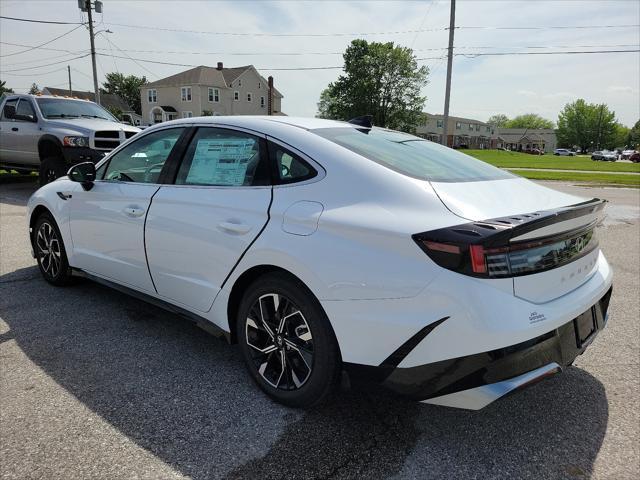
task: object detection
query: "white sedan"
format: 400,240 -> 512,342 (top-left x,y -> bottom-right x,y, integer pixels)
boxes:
27,116 -> 613,409
553,148 -> 575,156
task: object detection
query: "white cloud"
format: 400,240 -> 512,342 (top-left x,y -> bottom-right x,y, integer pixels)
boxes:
1,0 -> 638,125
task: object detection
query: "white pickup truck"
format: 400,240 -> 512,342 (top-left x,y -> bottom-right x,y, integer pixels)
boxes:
0,93 -> 140,185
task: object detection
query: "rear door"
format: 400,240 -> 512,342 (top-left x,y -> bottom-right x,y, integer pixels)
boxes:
68,126 -> 187,293
144,126 -> 272,312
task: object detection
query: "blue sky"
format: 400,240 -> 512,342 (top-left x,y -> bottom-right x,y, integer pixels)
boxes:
1,0 -> 638,126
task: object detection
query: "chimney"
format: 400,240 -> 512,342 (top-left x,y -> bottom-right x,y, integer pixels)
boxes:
268,76 -> 274,116
216,62 -> 223,70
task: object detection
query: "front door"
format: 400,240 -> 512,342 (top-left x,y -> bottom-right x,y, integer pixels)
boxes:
68,126 -> 186,293
145,126 -> 272,312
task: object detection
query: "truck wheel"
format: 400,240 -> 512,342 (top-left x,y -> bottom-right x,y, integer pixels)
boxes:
39,156 -> 67,186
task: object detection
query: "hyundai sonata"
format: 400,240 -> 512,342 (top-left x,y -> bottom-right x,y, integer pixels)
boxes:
27,116 -> 613,409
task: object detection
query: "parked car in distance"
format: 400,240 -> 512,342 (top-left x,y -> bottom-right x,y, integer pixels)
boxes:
524,148 -> 544,155
591,150 -> 617,162
27,116 -> 613,410
0,94 -> 140,185
621,149 -> 637,160
629,152 -> 640,163
554,148 -> 575,156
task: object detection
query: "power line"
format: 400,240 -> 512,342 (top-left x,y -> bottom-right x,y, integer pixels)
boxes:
0,24 -> 85,57
0,53 -> 91,72
0,66 -> 69,77
0,51 -> 91,67
0,15 -> 84,25
102,21 -> 640,37
0,41 -> 84,55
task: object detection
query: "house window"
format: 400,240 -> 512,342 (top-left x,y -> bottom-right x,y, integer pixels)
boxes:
436,119 -> 443,128
181,86 -> 192,102
486,126 -> 491,132
182,111 -> 193,118
147,89 -> 157,103
455,122 -> 461,130
238,79 -> 242,86
260,96 -> 265,108
468,123 -> 474,131
476,124 -> 480,132
234,91 -> 239,101
208,87 -> 219,102
247,92 -> 252,102
258,82 -> 261,89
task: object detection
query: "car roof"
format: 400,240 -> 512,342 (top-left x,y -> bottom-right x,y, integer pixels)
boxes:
149,115 -> 354,132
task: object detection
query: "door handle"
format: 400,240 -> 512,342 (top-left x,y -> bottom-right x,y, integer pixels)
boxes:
122,206 -> 145,218
218,221 -> 252,235
11,127 -> 18,132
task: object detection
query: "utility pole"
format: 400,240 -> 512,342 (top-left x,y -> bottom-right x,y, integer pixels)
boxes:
79,0 -> 102,104
441,0 -> 456,147
67,65 -> 72,96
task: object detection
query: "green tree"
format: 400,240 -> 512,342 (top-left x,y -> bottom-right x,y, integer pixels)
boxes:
612,123 -> 631,149
316,39 -> 429,132
557,99 -> 618,152
101,72 -> 147,115
28,83 -> 40,94
105,105 -> 123,121
504,113 -> 554,129
487,114 -> 509,127
0,80 -> 14,97
629,119 -> 640,148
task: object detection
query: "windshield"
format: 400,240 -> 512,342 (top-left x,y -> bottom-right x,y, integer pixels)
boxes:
36,98 -> 117,121
312,127 -> 515,183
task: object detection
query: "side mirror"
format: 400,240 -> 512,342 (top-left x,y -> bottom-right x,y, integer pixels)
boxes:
3,104 -> 16,119
68,162 -> 96,190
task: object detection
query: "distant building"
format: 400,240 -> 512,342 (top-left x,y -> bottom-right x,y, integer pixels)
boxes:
41,87 -> 141,126
415,113 -> 497,149
140,63 -> 284,125
496,128 -> 557,153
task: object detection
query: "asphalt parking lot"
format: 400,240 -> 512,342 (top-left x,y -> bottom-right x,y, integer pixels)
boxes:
1,179 -> 638,480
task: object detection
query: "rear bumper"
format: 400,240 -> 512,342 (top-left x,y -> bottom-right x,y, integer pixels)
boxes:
344,287 -> 612,408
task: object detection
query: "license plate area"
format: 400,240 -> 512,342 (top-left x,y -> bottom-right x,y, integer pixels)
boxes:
573,308 -> 597,349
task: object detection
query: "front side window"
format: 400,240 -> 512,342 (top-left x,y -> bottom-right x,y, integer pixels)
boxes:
102,128 -> 185,183
313,127 -> 515,183
181,86 -> 192,102
175,128 -> 269,186
147,89 -> 157,103
16,99 -> 36,121
270,143 -> 316,184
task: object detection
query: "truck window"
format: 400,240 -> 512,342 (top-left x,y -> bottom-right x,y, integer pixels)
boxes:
1,99 -> 17,120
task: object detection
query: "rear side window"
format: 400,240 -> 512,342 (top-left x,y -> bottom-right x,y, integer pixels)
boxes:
269,143 -> 316,184
312,127 -> 514,183
175,127 -> 269,186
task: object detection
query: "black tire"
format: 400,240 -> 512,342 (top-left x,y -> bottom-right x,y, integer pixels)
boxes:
33,213 -> 74,286
236,272 -> 341,408
39,155 -> 67,186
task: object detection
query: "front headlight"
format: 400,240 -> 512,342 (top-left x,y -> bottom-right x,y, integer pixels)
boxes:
63,136 -> 89,147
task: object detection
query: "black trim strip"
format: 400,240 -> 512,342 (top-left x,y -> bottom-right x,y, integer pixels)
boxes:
143,186 -> 162,294
379,316 -> 449,369
72,269 -> 230,341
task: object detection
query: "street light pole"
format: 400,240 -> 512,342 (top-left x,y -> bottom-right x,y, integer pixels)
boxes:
442,0 -> 456,147
85,1 -> 100,105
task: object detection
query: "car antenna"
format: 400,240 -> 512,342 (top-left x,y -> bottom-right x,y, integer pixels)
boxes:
348,115 -> 373,128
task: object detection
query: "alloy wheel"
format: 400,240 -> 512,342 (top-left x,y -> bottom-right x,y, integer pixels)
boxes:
245,293 -> 314,390
36,222 -> 61,278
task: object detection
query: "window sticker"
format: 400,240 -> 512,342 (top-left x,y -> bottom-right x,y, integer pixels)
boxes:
186,138 -> 257,185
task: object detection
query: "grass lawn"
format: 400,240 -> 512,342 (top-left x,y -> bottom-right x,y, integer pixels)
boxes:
506,169 -> 640,187
466,149 -> 640,173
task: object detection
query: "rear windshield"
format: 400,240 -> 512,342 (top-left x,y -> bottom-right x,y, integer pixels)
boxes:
312,127 -> 515,183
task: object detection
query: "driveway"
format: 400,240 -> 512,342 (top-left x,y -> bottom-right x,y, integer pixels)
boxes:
1,180 -> 638,479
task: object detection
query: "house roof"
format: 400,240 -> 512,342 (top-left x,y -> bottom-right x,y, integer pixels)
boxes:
424,112 -> 490,126
43,87 -> 132,111
142,65 -> 283,97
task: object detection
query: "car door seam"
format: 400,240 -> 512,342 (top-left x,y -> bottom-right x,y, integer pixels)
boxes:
219,186 -> 274,291
143,185 -> 163,294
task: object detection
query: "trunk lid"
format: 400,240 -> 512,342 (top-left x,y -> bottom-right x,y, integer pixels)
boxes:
423,178 -> 606,303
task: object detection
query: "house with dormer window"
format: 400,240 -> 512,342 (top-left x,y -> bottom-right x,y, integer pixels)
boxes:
140,63 -> 284,125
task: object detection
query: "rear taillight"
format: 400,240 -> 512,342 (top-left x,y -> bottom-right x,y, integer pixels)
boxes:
414,225 -> 598,279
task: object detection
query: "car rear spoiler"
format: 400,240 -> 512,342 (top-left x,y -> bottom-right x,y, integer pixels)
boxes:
415,198 -> 606,248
